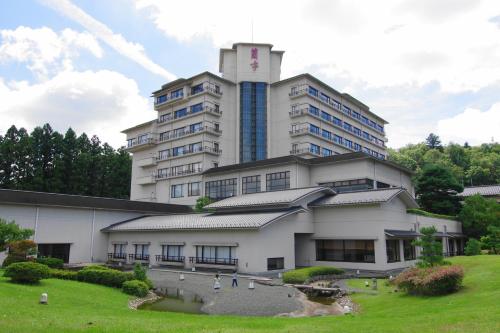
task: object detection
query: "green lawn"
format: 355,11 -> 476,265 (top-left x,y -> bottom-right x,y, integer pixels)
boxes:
0,256 -> 498,333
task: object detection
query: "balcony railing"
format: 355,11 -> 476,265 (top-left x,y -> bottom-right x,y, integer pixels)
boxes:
108,253 -> 127,260
155,255 -> 185,263
127,137 -> 155,149
188,85 -> 222,97
128,254 -> 150,261
189,257 -> 238,266
157,146 -> 221,162
156,167 -> 204,180
159,126 -> 221,142
158,106 -> 222,125
154,91 -> 184,107
290,147 -> 321,156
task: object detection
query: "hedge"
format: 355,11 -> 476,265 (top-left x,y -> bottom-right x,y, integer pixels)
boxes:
406,208 -> 457,221
49,269 -> 78,280
122,279 -> 149,297
36,257 -> 64,269
77,266 -> 134,288
4,262 -> 50,284
283,266 -> 344,284
393,265 -> 464,296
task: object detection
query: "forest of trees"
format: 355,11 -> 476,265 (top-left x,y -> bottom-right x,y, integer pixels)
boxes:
388,134 -> 500,187
0,124 -> 131,199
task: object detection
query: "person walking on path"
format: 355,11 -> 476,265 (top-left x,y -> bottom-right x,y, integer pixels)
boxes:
213,273 -> 222,293
232,270 -> 238,287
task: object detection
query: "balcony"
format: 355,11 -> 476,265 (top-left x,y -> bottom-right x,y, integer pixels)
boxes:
157,105 -> 222,125
157,146 -> 221,162
155,255 -> 185,266
290,147 -> 321,157
137,157 -> 157,167
158,126 -> 222,143
126,136 -> 156,152
189,257 -> 238,267
289,127 -> 308,136
137,174 -> 156,185
107,253 -> 127,261
128,254 -> 150,262
156,167 -> 204,181
154,91 -> 185,109
187,84 -> 222,98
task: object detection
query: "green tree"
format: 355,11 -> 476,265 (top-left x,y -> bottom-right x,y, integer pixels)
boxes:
480,225 -> 500,254
464,238 -> 482,256
458,194 -> 500,239
415,164 -> 463,215
412,226 -> 444,267
426,133 -> 443,151
0,219 -> 34,252
195,196 -> 212,212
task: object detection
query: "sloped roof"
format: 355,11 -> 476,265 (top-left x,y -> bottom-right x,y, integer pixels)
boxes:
385,229 -> 421,238
310,188 -> 418,208
205,187 -> 334,210
459,185 -> 500,197
102,208 -> 304,232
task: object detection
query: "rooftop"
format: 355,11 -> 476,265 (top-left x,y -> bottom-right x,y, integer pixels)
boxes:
0,189 -> 192,214
310,187 -> 418,208
459,185 -> 500,197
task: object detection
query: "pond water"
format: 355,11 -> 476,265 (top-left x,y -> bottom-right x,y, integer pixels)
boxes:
306,294 -> 337,305
139,288 -> 205,314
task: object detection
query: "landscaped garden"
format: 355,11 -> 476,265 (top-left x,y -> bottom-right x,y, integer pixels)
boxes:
0,255 -> 498,333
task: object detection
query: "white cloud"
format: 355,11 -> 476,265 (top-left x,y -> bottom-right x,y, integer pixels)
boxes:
135,0 -> 500,93
437,104 -> 500,145
40,0 -> 177,81
0,26 -> 102,79
0,70 -> 154,148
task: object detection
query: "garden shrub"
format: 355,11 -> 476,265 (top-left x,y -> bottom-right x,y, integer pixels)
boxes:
122,279 -> 149,297
4,262 -> 50,284
2,254 -> 29,267
77,266 -> 134,288
36,257 -> 64,269
133,263 -> 153,289
393,265 -> 464,296
283,266 -> 344,284
49,269 -> 78,280
464,238 -> 482,256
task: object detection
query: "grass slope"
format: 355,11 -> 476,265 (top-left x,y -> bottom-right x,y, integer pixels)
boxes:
0,256 -> 498,333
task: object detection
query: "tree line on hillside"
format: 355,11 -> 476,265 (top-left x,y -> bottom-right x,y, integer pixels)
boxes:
0,124 -> 131,199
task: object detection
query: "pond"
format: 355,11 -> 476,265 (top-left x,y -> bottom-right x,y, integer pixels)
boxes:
139,288 -> 205,314
306,294 -> 337,305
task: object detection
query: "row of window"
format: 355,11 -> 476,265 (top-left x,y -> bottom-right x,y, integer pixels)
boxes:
300,140 -> 385,160
158,103 -> 220,124
155,88 -> 184,105
303,85 -> 385,134
157,162 -> 202,179
127,133 -> 152,147
319,178 -> 390,193
304,106 -> 385,147
155,82 -> 222,105
386,239 -> 416,262
171,182 -> 202,198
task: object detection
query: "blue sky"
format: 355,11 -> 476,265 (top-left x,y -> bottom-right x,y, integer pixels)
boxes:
0,0 -> 499,148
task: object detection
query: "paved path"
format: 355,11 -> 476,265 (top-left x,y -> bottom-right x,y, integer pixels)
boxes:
147,269 -> 303,316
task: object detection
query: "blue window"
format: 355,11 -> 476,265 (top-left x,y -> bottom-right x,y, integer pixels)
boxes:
333,116 -> 342,127
379,154 -> 386,160
362,131 -> 370,140
171,88 -> 183,99
308,86 -> 318,97
363,147 -> 371,154
309,105 -> 320,116
345,139 -> 353,149
353,127 -> 361,136
342,105 -> 351,115
320,93 -> 330,103
370,120 -> 377,128
310,144 -> 320,155
354,143 -> 362,151
156,94 -> 167,104
361,116 -> 369,125
377,124 -> 384,133
174,108 -> 187,119
190,122 -> 203,132
309,124 -> 320,135
332,99 -> 341,110
352,111 -> 360,120
191,84 -> 203,95
322,148 -> 332,156
334,135 -> 343,144
343,122 -> 352,132
371,150 -> 378,158
172,146 -> 184,156
322,129 -> 331,140
240,82 -> 267,162
189,142 -> 202,153
190,103 -> 203,113
321,111 -> 331,122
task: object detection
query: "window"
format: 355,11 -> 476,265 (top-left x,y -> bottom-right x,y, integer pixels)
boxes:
322,148 -> 332,156
362,131 -> 370,140
319,178 -> 374,193
363,147 -> 371,154
171,184 -> 184,198
377,181 -> 390,189
159,131 -> 170,141
308,86 -> 318,97
189,142 -> 202,153
190,122 -> 203,133
352,111 -> 360,120
172,146 -> 184,156
205,178 -> 237,200
331,99 -> 341,110
386,239 -> 401,263
162,245 -> 183,261
309,124 -> 320,135
137,134 -> 149,144
403,240 -> 416,261
240,82 -> 267,163
158,149 -> 169,160
157,168 -> 168,179
321,111 -> 331,122
174,108 -> 187,119
134,244 -> 149,260
188,182 -> 201,196
316,240 -> 375,263
309,105 -> 320,116
266,171 -> 290,191
320,92 -> 330,103
342,105 -> 351,115
377,124 -> 384,133
354,143 -> 362,151
156,94 -> 167,104
334,135 -> 343,144
379,154 -> 385,160
242,175 -> 261,194
353,127 -> 361,136
159,113 -> 171,123
113,243 -> 126,255
127,138 -> 136,147
171,88 -> 183,99
322,129 -> 331,140
191,103 -> 203,113
343,122 -> 352,132
173,127 -> 185,137
344,139 -> 353,149
361,116 -> 370,125
267,257 -> 284,271
191,83 -> 203,95
195,245 -> 236,265
310,143 -> 320,155
332,116 -> 342,127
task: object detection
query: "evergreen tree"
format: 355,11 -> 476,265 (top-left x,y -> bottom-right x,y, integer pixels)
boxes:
458,194 -> 500,239
426,133 -> 443,151
412,226 -> 444,267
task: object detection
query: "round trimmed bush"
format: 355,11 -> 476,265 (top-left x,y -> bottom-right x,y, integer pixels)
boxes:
122,279 -> 149,297
36,257 -> 64,269
2,255 -> 28,268
49,268 -> 77,280
464,239 -> 482,256
4,262 -> 50,284
394,265 -> 464,296
77,267 -> 134,288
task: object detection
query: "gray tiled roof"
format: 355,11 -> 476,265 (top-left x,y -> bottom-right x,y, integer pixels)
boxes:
311,188 -> 418,208
205,187 -> 334,209
102,208 -> 304,232
459,185 -> 500,197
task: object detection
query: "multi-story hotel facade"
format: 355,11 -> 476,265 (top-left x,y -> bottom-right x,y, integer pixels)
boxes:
124,43 -> 388,205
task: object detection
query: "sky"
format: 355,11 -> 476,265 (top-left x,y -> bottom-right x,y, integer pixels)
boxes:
0,0 -> 499,149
